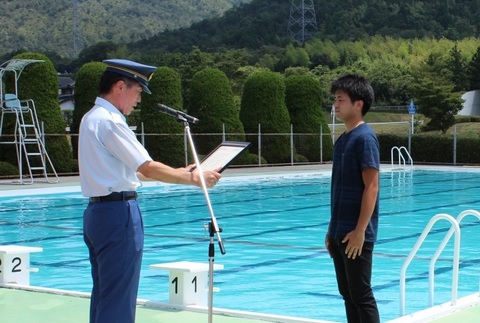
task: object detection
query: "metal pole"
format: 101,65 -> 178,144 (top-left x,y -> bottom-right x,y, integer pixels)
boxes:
222,123 -> 226,142
408,124 -> 412,155
41,121 -> 46,146
184,131 -> 188,166
411,114 -> 414,135
258,124 -> 261,166
331,104 -> 335,144
290,124 -> 294,166
453,125 -> 457,165
183,121 -> 225,323
320,124 -> 323,164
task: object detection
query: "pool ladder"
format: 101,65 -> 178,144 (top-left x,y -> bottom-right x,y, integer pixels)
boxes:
1,94 -> 59,184
391,146 -> 413,171
399,209 -> 480,316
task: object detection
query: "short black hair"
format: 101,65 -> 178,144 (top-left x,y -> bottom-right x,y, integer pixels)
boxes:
330,74 -> 375,116
99,71 -> 137,95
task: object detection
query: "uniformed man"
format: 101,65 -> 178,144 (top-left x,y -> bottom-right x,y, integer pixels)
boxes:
79,59 -> 221,323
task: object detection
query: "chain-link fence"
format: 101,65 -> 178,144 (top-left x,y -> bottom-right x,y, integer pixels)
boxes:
13,120 -> 477,177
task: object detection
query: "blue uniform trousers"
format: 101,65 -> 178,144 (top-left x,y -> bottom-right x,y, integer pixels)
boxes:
83,199 -> 144,323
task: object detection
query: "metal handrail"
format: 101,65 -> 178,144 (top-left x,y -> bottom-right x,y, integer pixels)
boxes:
428,210 -> 480,305
391,146 -> 413,170
399,213 -> 461,316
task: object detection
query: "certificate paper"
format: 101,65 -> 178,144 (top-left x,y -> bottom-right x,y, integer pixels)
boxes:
194,141 -> 250,173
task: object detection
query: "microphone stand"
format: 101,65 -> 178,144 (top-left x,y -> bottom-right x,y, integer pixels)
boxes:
177,115 -> 225,323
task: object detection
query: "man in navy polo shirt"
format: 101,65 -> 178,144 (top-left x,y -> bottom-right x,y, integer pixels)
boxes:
79,59 -> 221,323
325,74 -> 380,323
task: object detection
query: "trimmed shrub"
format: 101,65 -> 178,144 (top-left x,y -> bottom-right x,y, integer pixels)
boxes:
188,68 -> 245,156
0,52 -> 74,173
285,75 -> 333,162
240,71 -> 291,164
457,137 -> 480,164
71,61 -> 106,159
411,135 -> 452,163
139,67 -> 185,167
378,134 -> 480,165
0,161 -> 18,176
377,134 -> 409,163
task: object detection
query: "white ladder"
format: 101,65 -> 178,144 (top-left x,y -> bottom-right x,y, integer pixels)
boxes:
399,209 -> 480,316
1,94 -> 58,184
391,146 -> 413,170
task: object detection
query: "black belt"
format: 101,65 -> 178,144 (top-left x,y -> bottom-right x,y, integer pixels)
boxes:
89,191 -> 138,203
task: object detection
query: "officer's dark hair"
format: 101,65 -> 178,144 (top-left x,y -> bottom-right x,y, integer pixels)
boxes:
99,71 -> 137,95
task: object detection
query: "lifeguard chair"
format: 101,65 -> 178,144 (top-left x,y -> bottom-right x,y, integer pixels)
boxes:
0,59 -> 58,184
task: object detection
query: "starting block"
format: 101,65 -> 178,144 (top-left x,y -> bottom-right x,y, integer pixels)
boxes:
150,261 -> 223,306
0,245 -> 43,286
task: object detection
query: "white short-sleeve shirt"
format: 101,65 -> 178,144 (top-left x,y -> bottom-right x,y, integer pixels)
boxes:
78,97 -> 152,197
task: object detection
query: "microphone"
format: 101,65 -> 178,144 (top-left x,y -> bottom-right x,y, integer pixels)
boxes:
157,103 -> 199,124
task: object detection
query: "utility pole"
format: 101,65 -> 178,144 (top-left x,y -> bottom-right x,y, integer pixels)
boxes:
72,0 -> 84,58
287,0 -> 318,44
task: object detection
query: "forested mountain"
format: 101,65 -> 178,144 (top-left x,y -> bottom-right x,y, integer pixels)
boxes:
3,0 -> 480,61
134,0 -> 480,54
0,0 -> 252,58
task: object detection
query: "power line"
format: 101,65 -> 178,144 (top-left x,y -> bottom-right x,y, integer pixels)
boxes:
72,0 -> 84,58
287,0 -> 318,44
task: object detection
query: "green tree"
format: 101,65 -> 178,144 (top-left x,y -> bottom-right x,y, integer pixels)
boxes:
411,67 -> 463,134
240,71 -> 291,164
71,62 -> 106,159
366,58 -> 414,105
285,75 -> 333,162
69,41 -> 118,71
468,45 -> 480,90
140,67 -> 185,167
175,47 -> 215,107
277,44 -> 311,71
15,52 -> 73,172
446,42 -> 469,92
212,49 -> 251,79
188,68 -> 245,156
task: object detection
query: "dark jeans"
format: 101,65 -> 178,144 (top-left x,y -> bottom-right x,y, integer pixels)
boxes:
329,238 -> 380,323
83,199 -> 144,323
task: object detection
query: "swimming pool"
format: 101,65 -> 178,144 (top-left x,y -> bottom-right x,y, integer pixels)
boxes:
1,168 -> 479,322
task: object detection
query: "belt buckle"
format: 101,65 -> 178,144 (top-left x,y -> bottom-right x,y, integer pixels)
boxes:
121,191 -> 137,200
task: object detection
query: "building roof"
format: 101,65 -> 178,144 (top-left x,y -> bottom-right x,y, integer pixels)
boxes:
58,76 -> 75,89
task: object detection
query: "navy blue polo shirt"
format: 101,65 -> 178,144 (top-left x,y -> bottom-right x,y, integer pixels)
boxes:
328,123 -> 380,243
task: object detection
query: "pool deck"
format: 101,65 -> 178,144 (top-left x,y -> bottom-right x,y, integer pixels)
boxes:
1,164 -> 480,323
1,285 -> 335,323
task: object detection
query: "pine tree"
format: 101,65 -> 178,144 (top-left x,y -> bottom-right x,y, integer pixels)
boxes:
446,42 -> 469,92
468,46 -> 480,91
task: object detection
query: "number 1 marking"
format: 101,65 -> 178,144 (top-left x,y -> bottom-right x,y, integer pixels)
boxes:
192,276 -> 197,293
172,277 -> 178,294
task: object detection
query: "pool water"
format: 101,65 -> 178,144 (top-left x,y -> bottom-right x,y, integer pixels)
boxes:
1,169 -> 480,322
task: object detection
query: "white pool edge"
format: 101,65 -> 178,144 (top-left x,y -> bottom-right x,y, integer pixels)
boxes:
385,292 -> 480,323
1,283 -> 340,323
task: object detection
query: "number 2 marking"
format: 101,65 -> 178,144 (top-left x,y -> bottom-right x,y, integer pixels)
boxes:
12,257 -> 22,272
0,257 -> 22,273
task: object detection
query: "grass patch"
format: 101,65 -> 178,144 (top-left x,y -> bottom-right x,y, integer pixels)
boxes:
323,111 -> 480,138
